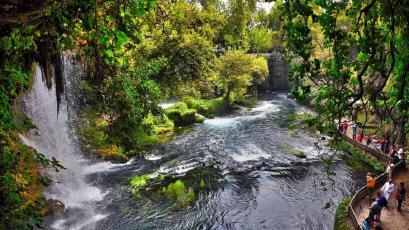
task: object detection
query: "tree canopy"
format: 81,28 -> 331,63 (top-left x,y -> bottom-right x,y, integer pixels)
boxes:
282,0 -> 409,145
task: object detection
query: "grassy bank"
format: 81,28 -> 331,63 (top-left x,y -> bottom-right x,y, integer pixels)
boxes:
334,197 -> 353,230
333,140 -> 385,172
78,107 -> 175,161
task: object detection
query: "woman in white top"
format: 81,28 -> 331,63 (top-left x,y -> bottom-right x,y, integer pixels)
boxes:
386,163 -> 394,180
380,179 -> 395,201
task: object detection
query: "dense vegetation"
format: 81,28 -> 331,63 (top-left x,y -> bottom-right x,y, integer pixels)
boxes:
0,0 -> 277,228
1,0 -> 408,228
282,0 -> 409,146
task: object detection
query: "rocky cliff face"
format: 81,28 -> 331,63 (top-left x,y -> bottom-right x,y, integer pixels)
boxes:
0,0 -> 54,25
259,52 -> 291,92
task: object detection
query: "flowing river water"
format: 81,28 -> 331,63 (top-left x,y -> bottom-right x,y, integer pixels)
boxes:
20,59 -> 366,230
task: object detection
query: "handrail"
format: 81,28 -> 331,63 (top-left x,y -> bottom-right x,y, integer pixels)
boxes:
341,134 -> 406,229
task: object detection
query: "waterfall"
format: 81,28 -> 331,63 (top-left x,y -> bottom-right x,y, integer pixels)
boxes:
18,55 -> 106,230
259,52 -> 291,92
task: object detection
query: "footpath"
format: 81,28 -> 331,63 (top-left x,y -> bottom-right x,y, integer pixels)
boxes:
341,122 -> 409,229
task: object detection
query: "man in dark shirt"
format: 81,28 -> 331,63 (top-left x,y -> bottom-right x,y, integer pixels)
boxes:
396,182 -> 406,212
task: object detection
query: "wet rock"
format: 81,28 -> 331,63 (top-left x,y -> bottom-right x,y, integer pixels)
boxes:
42,199 -> 65,215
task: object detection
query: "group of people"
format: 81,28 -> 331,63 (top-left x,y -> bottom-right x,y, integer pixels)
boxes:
338,119 -> 408,229
339,120 -> 407,164
363,178 -> 406,230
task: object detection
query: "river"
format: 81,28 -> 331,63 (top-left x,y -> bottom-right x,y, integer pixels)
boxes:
20,60 -> 366,230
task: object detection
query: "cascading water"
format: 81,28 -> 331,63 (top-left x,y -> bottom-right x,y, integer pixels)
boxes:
19,56 -> 109,230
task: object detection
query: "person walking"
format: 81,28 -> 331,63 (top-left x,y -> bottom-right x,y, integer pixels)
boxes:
398,147 -> 406,161
376,192 -> 388,218
351,121 -> 358,139
367,173 -> 376,204
396,182 -> 406,212
385,162 -> 394,180
381,179 -> 395,202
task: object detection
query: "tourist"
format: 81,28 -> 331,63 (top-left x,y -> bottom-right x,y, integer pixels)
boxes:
351,121 -> 358,139
366,134 -> 372,146
376,192 -> 387,219
366,200 -> 381,224
379,136 -> 385,153
380,179 -> 395,202
392,153 -> 400,165
389,146 -> 396,157
357,131 -> 363,142
384,134 -> 390,153
342,120 -> 348,134
398,147 -> 406,162
396,182 -> 406,212
367,173 -> 376,204
385,163 -> 394,180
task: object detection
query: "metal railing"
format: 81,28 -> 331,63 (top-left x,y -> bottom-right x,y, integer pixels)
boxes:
342,134 -> 406,229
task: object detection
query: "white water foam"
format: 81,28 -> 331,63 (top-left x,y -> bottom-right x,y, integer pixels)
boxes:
19,61 -> 107,229
230,143 -> 271,162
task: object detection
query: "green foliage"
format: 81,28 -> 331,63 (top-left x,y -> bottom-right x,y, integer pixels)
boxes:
165,102 -> 199,126
283,0 -> 409,146
161,179 -> 195,209
334,141 -> 385,172
249,26 -> 274,53
184,97 -> 227,118
285,112 -> 318,134
334,197 -> 353,230
276,144 -> 307,158
213,51 -> 268,104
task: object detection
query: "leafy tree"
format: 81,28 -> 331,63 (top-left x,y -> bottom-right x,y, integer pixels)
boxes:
281,0 -> 409,145
223,0 -> 254,50
249,26 -> 274,53
214,50 -> 268,104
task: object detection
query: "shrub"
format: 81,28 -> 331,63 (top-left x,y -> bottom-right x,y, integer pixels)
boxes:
165,102 -> 200,126
334,197 -> 353,230
184,97 -> 227,118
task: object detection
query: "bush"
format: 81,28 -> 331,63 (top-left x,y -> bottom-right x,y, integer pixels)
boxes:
165,102 -> 201,126
184,97 -> 227,118
334,141 -> 385,172
334,197 -> 353,230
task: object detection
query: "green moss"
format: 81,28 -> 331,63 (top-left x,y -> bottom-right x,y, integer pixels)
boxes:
334,197 -> 353,230
277,144 -> 307,158
199,179 -> 205,188
165,102 -> 202,126
184,97 -> 227,118
130,174 -> 152,188
162,179 -> 195,209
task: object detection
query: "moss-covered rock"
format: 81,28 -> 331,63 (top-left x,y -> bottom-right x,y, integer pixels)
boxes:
277,144 -> 307,158
184,97 -> 228,118
96,145 -> 128,162
165,102 -> 202,126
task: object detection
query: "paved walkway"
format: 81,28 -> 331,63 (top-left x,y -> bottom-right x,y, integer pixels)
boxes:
355,170 -> 409,229
341,119 -> 409,229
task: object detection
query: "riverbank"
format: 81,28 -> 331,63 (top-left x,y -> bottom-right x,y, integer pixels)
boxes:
77,95 -> 244,161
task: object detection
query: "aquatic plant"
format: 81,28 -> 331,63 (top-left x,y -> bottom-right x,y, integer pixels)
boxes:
162,180 -> 195,209
130,174 -> 152,189
277,144 -> 307,158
